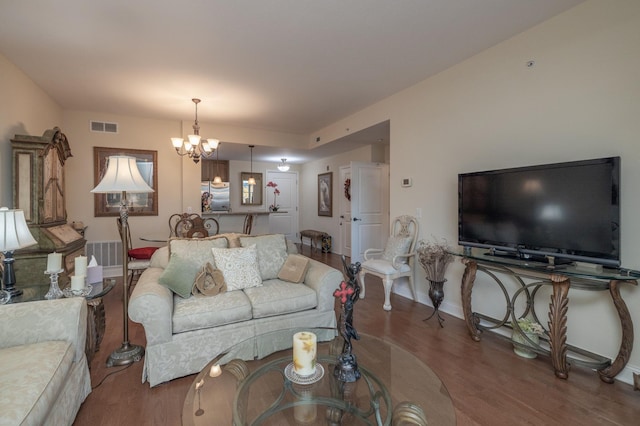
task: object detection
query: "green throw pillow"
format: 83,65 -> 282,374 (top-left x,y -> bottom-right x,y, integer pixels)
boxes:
158,252 -> 198,298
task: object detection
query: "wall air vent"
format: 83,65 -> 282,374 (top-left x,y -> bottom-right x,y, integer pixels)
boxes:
90,120 -> 119,133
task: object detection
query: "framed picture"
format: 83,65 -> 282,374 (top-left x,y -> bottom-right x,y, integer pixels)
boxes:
318,172 -> 333,217
93,147 -> 158,217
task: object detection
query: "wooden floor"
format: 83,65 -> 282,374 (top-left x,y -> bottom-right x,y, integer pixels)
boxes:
74,248 -> 639,425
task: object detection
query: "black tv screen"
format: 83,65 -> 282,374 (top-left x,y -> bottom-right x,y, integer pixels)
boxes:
458,157 -> 621,267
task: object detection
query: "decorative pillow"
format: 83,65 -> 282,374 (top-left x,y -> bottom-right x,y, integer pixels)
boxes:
382,236 -> 412,263
277,254 -> 310,283
192,262 -> 227,296
169,237 -> 227,266
149,246 -> 170,269
158,252 -> 198,298
239,234 -> 288,280
210,245 -> 262,291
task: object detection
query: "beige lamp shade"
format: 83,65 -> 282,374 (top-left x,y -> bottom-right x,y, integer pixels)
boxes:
91,156 -> 154,194
0,207 -> 37,251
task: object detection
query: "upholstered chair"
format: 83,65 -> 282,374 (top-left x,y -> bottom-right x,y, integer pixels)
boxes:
116,218 -> 158,290
359,215 -> 419,311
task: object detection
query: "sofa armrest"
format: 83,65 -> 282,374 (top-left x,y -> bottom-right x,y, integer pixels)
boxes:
129,267 -> 174,346
0,298 -> 87,363
303,258 -> 343,312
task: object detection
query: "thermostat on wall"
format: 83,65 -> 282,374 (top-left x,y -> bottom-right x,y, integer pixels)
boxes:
401,177 -> 412,187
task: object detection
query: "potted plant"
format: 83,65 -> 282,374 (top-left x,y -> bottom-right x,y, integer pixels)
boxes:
511,317 -> 544,359
266,181 -> 280,211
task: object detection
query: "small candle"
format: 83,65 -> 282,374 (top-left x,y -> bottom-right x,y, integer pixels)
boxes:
47,252 -> 62,272
71,275 -> 85,291
293,332 -> 317,376
75,255 -> 88,277
209,364 -> 222,378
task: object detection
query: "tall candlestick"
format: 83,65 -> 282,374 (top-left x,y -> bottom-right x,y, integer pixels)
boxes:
47,252 -> 62,272
71,275 -> 86,291
75,255 -> 88,277
293,332 -> 317,376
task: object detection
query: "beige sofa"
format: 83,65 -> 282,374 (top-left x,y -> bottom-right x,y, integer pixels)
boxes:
129,233 -> 342,387
0,298 -> 92,426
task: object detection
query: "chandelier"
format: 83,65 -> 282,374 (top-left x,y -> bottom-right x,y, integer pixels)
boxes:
171,98 -> 219,164
277,158 -> 290,172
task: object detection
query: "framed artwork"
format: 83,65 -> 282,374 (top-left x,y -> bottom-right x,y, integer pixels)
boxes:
93,147 -> 158,217
318,172 -> 333,217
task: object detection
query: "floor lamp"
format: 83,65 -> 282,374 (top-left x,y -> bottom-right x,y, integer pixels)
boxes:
91,155 -> 154,367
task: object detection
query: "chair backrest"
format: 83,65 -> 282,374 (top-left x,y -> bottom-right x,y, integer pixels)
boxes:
243,213 -> 254,235
390,215 -> 420,261
173,214 -> 219,238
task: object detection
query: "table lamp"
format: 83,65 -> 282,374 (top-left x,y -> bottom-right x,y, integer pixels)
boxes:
91,155 -> 154,367
0,207 -> 38,297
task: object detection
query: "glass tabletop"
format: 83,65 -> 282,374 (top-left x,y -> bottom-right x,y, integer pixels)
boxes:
182,328 -> 455,426
7,277 -> 117,304
450,247 -> 640,281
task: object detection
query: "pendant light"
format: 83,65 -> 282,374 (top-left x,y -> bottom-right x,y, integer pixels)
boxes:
248,145 -> 256,186
212,143 -> 223,185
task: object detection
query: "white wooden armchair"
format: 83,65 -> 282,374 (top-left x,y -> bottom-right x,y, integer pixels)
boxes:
359,215 -> 419,311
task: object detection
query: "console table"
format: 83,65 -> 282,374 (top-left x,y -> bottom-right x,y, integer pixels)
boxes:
454,249 -> 638,383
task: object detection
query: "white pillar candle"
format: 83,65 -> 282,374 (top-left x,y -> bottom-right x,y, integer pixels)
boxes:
75,255 -> 88,277
293,331 -> 317,376
71,275 -> 85,291
47,252 -> 62,272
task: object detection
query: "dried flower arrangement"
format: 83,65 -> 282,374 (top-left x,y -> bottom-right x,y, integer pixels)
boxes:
416,237 -> 453,282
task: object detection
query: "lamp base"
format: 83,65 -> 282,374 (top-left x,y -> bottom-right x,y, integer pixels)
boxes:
106,342 -> 145,367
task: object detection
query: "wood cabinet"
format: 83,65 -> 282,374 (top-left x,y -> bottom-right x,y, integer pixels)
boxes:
11,127 -> 85,287
201,159 -> 229,182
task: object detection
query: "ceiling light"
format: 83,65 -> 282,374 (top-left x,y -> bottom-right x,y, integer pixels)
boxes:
247,145 -> 256,186
277,158 -> 290,172
171,98 -> 219,164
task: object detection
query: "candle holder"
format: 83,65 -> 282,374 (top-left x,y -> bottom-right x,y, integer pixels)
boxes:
44,269 -> 64,300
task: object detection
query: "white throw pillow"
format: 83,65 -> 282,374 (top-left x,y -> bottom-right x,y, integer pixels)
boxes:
211,245 -> 262,291
381,236 -> 412,263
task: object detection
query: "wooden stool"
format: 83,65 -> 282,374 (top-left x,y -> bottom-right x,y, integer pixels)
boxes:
300,229 -> 329,252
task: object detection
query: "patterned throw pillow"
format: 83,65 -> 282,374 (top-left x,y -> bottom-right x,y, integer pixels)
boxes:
277,254 -> 310,283
210,245 -> 262,291
239,234 -> 288,280
381,236 -> 412,263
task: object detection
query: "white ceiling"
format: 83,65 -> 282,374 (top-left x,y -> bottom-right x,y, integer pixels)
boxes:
0,0 -> 584,162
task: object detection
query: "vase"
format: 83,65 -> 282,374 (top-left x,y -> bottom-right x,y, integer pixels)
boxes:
511,330 -> 539,359
424,279 -> 446,327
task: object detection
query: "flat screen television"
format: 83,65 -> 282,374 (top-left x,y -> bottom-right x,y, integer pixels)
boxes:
458,157 -> 621,267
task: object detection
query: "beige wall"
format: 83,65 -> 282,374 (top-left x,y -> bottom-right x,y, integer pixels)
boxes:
312,0 -> 640,383
0,53 -> 62,207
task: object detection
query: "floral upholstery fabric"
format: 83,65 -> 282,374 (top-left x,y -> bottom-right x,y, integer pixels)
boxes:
211,245 -> 263,291
243,279 -> 317,318
239,234 -> 288,280
0,298 -> 91,426
172,290 -> 252,333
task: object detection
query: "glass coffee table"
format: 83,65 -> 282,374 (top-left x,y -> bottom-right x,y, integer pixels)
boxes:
182,328 -> 455,425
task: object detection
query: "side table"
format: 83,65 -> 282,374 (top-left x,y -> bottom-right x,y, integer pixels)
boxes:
8,278 -> 116,364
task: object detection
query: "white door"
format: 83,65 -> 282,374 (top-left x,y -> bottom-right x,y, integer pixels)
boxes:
339,166 -> 352,257
266,170 -> 298,241
350,162 -> 389,263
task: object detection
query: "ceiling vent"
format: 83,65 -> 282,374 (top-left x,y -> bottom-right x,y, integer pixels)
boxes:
90,120 -> 118,134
